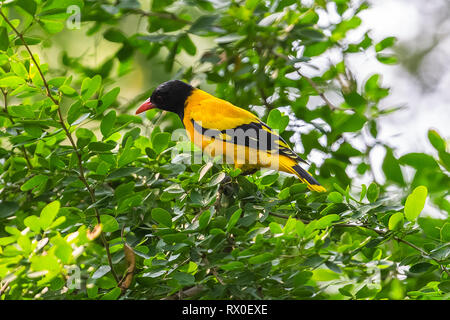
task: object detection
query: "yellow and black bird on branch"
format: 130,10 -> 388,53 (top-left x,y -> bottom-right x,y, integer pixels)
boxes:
136,80 -> 326,192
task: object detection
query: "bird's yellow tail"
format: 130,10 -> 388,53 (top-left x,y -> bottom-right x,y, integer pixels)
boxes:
280,159 -> 326,192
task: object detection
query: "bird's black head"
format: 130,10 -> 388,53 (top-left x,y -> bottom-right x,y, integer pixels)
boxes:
136,80 -> 193,119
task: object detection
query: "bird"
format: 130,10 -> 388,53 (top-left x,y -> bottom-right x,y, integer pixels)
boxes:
136,80 -> 326,192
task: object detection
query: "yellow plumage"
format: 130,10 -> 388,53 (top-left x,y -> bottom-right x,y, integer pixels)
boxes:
183,88 -> 326,192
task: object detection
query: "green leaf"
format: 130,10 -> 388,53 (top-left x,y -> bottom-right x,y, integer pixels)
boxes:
100,110 -> 116,138
359,184 -> 367,202
327,192 -> 343,203
81,75 -> 102,100
376,53 -> 398,65
104,28 -> 127,43
118,148 -> 140,167
266,109 -> 289,133
260,173 -> 279,186
189,15 -> 218,35
0,76 -> 26,88
428,129 -> 446,152
220,261 -> 244,271
316,214 -> 340,229
438,280 -> 450,293
16,0 -> 37,15
10,61 -> 28,78
303,41 -> 329,57
388,212 -> 404,231
248,252 -> 273,264
441,223 -> 450,242
21,175 -> 48,191
40,19 -> 64,34
151,208 -> 172,227
198,210 -> 211,230
173,272 -> 195,286
59,84 -> 77,96
404,186 -> 427,222
366,183 -> 379,203
101,287 -> 121,300
208,172 -> 226,187
88,141 -> 116,152
30,254 -> 60,272
312,269 -> 341,281
8,105 -> 35,118
0,201 -> 19,218
409,262 -> 432,273
24,215 -> 41,233
375,37 -> 397,52
343,92 -> 366,109
100,215 -> 119,232
269,222 -> 283,234
226,208 -> 242,232
382,148 -> 404,185
179,33 -> 196,55
0,27 -> 9,51
399,153 -> 438,170
67,100 -> 84,125
40,200 -> 60,230
53,237 -> 72,263
99,87 -> 120,113
152,132 -> 171,154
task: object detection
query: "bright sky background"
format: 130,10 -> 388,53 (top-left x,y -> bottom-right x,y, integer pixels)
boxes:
353,0 -> 449,217
355,0 -> 449,156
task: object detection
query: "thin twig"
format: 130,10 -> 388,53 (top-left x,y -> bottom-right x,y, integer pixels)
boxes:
273,51 -> 342,111
0,9 -> 119,283
0,279 -> 10,296
257,84 -> 274,111
295,69 -> 339,111
204,257 -> 225,285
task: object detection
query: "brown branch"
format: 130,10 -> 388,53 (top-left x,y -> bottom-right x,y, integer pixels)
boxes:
204,257 -> 225,285
273,51 -> 343,111
0,9 -> 119,283
295,69 -> 339,111
257,84 -> 274,111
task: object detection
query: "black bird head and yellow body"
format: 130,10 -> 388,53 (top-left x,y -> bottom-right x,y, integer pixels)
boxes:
136,80 -> 326,192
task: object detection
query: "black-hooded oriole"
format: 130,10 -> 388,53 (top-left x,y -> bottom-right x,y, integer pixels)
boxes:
136,80 -> 326,192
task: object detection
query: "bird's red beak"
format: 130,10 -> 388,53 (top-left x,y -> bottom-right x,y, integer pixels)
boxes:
135,98 -> 156,114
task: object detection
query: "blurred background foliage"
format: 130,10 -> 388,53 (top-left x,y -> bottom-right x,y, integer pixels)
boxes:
0,0 -> 449,300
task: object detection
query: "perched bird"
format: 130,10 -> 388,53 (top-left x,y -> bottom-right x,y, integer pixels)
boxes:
136,80 -> 326,192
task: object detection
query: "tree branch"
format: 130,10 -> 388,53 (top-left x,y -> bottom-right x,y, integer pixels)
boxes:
295,69 -> 339,111
0,9 -> 119,283
268,212 -> 450,276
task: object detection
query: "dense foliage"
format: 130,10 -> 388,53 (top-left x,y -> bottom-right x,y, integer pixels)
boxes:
0,0 -> 449,300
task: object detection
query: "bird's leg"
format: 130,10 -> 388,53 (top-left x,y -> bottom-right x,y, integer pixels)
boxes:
240,168 -> 259,176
